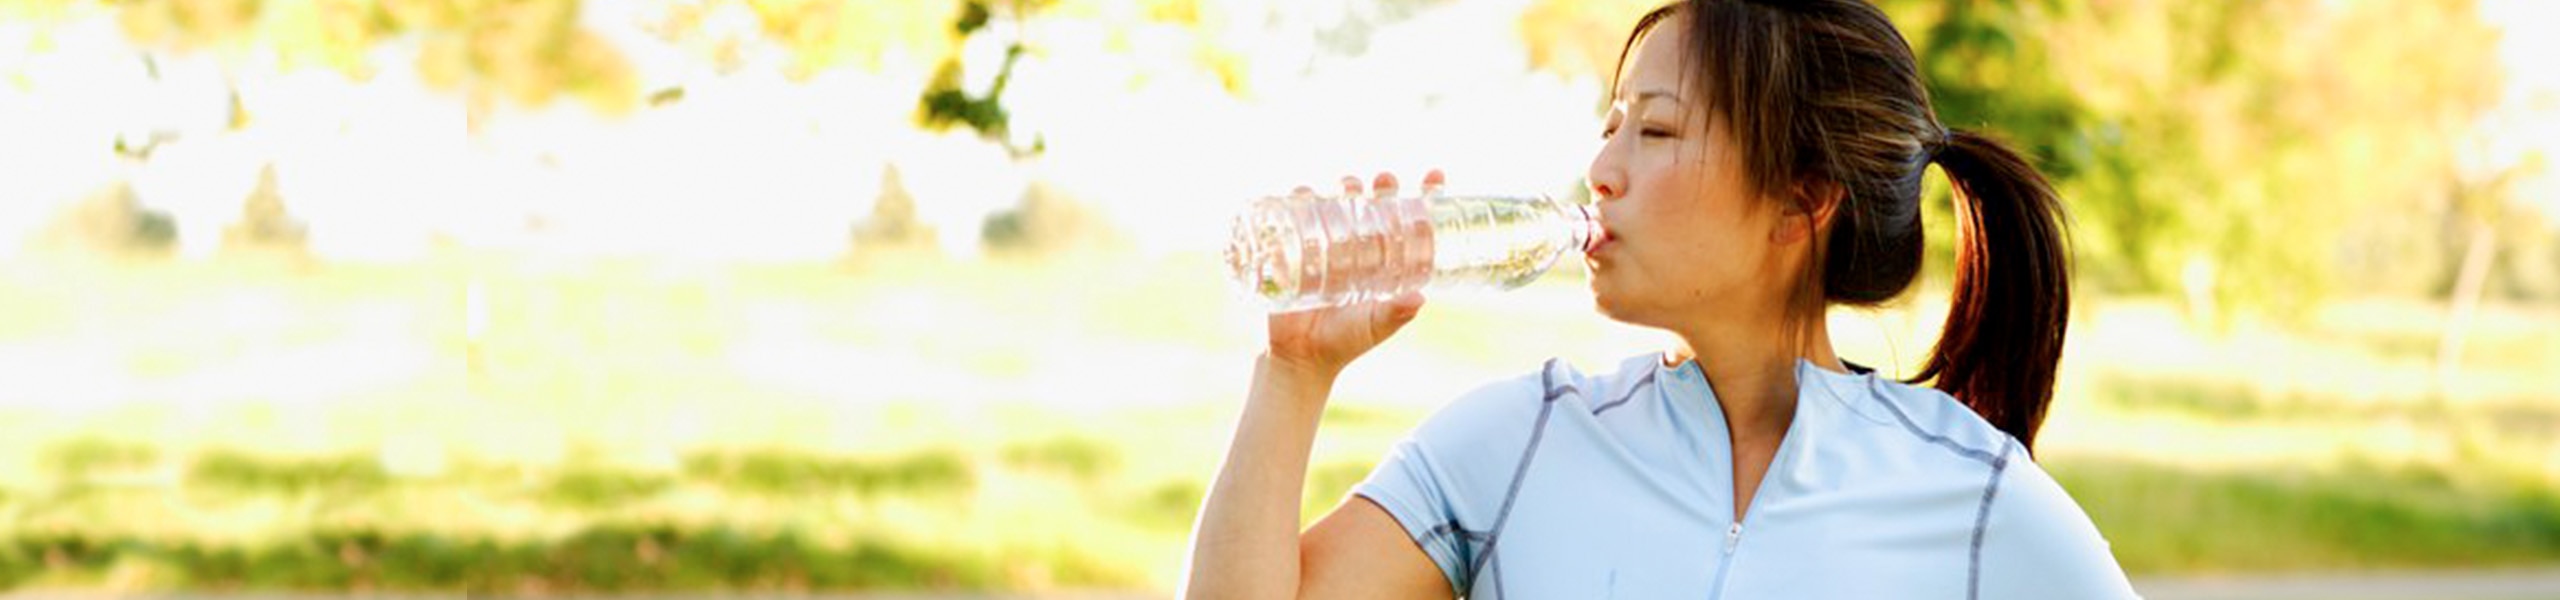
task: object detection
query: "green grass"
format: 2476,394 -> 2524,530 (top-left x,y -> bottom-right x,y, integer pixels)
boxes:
0,522 -> 1026,593
14,425 -> 2560,592
0,255 -> 2555,592
0,442 -> 1152,592
2056,457 -> 2560,573
680,448 -> 974,498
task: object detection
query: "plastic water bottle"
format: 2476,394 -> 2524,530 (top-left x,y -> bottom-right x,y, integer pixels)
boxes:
1224,190 -> 1599,312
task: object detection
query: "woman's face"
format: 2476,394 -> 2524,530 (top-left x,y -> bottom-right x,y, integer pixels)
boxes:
1585,19 -> 1798,331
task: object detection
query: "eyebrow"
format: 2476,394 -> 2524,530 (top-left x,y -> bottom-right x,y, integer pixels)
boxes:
1612,89 -> 1684,114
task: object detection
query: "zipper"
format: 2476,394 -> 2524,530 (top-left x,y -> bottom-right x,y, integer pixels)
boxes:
1706,521 -> 1743,600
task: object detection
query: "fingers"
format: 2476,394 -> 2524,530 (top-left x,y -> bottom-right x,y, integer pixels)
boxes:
1304,171 -> 1447,201
1369,289 -> 1427,339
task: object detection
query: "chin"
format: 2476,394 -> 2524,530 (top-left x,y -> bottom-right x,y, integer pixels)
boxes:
1592,299 -> 1635,325
1587,280 -> 1640,324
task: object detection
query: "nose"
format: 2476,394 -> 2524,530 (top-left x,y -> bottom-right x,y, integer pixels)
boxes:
1586,135 -> 1624,202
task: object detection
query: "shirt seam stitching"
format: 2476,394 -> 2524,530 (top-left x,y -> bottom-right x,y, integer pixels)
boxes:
1968,437 -> 2015,600
1464,358 -> 1568,591
1588,369 -> 1658,416
1860,376 -> 2002,465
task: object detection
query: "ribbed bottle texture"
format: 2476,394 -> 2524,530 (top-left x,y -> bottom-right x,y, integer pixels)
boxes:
1225,191 -> 1598,313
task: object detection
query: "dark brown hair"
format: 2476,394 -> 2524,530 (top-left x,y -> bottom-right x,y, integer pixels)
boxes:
1615,0 -> 2071,451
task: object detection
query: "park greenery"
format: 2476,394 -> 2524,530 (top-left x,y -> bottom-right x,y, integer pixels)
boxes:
1,0 -> 2554,594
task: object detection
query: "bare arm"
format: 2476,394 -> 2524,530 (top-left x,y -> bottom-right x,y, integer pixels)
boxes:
1184,357 -> 1452,600
1180,173 -> 1455,600
1299,496 -> 1453,599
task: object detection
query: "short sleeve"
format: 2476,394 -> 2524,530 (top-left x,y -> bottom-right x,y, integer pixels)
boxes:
1975,456 -> 2142,599
1349,368 -> 1553,596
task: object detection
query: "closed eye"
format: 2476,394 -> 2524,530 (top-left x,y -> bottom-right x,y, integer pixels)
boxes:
1600,125 -> 1674,140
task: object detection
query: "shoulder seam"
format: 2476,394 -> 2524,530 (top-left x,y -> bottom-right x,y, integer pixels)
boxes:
1588,368 -> 1658,416
1862,377 -> 2003,465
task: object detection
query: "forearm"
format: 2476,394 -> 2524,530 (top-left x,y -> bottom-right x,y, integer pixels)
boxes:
1182,354 -> 1339,600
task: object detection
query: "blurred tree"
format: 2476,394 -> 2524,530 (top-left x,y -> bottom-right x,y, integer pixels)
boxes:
850,163 -> 936,256
37,179 -> 176,258
2036,0 -> 2504,320
981,180 -> 1118,257
82,0 -> 1287,259
732,0 -> 967,77
218,162 -> 309,257
1517,0 -> 1655,88
1520,0 -> 2514,323
1308,0 -> 1450,57
915,0 -> 1042,156
111,0 -> 262,49
1876,0 -> 2096,298
106,0 -> 640,115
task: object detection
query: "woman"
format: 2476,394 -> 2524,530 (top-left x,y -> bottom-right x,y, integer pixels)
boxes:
1184,0 -> 2136,598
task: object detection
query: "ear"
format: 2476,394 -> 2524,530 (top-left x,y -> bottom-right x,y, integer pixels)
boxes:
1770,178 -> 1844,246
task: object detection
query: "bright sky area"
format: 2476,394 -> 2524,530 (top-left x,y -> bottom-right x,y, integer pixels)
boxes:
0,0 -> 2552,263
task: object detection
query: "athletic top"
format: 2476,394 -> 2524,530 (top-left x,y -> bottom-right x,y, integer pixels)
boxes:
1351,353 -> 2139,599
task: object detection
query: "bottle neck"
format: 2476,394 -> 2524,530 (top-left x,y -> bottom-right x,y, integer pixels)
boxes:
1564,202 -> 1600,254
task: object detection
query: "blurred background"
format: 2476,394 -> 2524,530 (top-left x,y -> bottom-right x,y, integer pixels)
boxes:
0,0 -> 2555,596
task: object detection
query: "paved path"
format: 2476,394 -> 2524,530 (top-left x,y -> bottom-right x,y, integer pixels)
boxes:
13,570 -> 2560,599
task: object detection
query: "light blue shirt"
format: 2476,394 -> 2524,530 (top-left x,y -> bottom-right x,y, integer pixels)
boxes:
1352,353 -> 2139,599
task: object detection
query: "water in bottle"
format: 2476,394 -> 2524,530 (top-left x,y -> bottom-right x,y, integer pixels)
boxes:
1224,190 -> 1599,312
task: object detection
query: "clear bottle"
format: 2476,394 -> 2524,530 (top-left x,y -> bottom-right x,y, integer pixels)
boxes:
1224,190 -> 1599,312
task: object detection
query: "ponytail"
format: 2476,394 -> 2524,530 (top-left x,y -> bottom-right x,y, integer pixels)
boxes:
1910,129 -> 2071,453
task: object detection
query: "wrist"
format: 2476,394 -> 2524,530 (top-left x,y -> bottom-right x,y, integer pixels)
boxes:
1255,353 -> 1341,397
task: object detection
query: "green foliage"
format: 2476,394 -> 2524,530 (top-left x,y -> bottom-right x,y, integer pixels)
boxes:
103,0 -> 639,112
1888,0 -> 2506,316
915,0 -> 1043,157
917,52 -> 1015,137
1522,0 -> 2516,314
952,0 -> 990,35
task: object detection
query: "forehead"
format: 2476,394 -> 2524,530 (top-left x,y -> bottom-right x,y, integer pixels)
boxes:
1615,17 -> 1691,99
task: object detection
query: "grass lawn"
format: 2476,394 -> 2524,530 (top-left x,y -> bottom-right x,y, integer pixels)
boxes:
0,253 -> 2553,593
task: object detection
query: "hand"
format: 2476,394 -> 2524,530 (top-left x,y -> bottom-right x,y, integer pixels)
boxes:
1263,170 -> 1443,380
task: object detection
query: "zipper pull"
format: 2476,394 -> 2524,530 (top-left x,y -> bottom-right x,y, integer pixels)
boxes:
1723,522 -> 1743,555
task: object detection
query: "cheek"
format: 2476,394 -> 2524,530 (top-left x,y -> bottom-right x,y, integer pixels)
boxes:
1635,196 -> 1761,290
